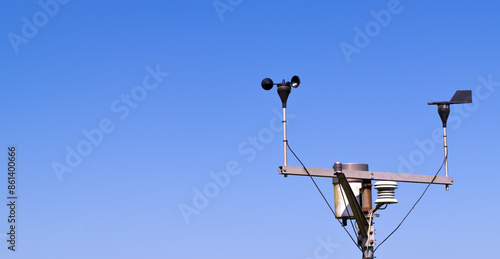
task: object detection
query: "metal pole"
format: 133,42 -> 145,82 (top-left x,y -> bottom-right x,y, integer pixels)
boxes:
283,107 -> 287,166
363,246 -> 374,259
360,166 -> 373,259
363,203 -> 384,259
362,180 -> 373,259
443,126 -> 449,191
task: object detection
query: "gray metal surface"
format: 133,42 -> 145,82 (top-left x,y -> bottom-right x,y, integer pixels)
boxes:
279,166 -> 453,185
343,163 -> 368,171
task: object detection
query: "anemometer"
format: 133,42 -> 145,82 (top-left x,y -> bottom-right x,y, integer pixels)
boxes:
261,76 -> 472,259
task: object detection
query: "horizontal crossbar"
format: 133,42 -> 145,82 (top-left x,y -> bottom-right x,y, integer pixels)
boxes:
279,166 -> 453,185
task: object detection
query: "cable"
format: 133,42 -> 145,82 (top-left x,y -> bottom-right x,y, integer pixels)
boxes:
286,142 -> 362,251
378,204 -> 388,210
374,155 -> 447,252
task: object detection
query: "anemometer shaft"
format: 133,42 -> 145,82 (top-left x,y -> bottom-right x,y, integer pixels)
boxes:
443,126 -> 449,191
283,107 -> 288,166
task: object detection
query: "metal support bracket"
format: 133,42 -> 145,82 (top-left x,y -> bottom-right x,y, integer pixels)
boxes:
336,172 -> 369,238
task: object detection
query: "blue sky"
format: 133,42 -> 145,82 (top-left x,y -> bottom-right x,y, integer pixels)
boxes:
1,0 -> 499,258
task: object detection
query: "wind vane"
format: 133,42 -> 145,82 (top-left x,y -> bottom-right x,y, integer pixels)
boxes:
261,76 -> 472,259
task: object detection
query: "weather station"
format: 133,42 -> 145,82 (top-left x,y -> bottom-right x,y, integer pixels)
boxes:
261,76 -> 472,259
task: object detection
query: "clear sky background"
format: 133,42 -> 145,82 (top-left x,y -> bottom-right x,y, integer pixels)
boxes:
1,0 -> 499,258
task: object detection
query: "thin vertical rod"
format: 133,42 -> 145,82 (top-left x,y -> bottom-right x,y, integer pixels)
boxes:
283,107 -> 287,166
443,126 -> 449,191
